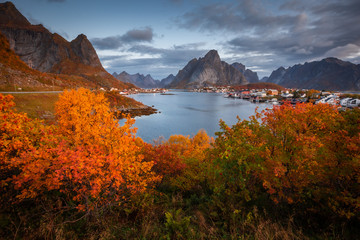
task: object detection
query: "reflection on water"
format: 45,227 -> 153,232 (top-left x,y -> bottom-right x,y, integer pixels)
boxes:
182,106 -> 213,112
121,91 -> 271,142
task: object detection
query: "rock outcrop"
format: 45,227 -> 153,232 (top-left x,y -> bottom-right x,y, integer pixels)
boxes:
0,1 -> 133,89
266,58 -> 360,91
169,50 -> 248,89
0,31 -> 106,91
231,62 -> 259,83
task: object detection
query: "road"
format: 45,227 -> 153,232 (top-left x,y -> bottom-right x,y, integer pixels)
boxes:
0,91 -> 62,94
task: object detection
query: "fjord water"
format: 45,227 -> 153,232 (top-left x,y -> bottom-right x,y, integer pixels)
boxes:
124,91 -> 271,142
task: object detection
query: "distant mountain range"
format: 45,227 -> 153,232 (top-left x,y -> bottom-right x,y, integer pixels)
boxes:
112,51 -> 260,89
112,71 -> 175,89
2,2 -> 359,92
0,1 -> 133,90
265,58 -> 360,91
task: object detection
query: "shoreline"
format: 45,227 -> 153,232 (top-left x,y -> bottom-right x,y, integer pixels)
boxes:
113,106 -> 158,119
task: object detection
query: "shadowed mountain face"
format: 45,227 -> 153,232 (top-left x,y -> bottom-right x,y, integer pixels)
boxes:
266,58 -> 360,91
0,1 -> 133,89
231,62 -> 259,83
169,50 -> 248,89
0,31 -> 113,91
113,71 -> 161,88
159,74 -> 175,88
113,71 -> 176,88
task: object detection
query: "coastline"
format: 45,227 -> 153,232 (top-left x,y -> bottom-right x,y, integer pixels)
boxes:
113,105 -> 157,119
2,91 -> 158,122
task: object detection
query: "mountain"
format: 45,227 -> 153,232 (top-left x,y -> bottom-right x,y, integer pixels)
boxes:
231,63 -> 259,83
113,71 -> 161,88
168,50 -> 248,89
260,76 -> 269,82
266,67 -> 286,85
266,58 -> 360,91
0,1 -> 133,90
160,74 -> 175,88
0,31 -> 106,91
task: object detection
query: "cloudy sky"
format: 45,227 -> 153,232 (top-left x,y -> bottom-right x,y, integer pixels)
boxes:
4,0 -> 360,79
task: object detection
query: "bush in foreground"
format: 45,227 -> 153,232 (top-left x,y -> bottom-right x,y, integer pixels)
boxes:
0,90 -> 359,239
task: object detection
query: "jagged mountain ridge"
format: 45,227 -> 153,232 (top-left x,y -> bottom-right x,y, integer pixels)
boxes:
168,50 -> 248,89
113,72 -> 175,88
231,62 -> 259,83
0,1 -> 133,89
160,74 -> 175,87
265,58 -> 360,91
113,71 -> 160,88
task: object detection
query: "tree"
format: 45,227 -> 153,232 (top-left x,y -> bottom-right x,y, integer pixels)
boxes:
142,129 -> 213,191
210,103 -> 360,219
2,89 -> 160,212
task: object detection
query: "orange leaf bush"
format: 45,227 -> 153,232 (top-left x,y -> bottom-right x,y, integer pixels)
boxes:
1,89 -> 160,211
143,129 -> 213,191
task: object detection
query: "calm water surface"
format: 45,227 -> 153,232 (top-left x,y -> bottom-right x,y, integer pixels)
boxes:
122,91 -> 271,142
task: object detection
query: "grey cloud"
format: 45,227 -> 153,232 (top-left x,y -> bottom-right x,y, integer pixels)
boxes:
177,0 -> 299,35
324,44 -> 360,61
47,0 -> 66,2
100,43 -> 208,79
121,27 -> 153,43
178,0 -> 360,76
127,44 -> 207,65
91,27 -> 154,50
91,36 -> 124,50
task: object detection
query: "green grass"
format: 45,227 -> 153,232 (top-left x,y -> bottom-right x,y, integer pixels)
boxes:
8,92 -> 59,120
4,91 -> 155,121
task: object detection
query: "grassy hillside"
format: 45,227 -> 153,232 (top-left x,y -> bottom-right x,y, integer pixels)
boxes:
9,91 -> 156,122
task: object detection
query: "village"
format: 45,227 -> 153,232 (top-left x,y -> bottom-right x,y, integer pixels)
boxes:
100,85 -> 360,109
193,86 -> 360,109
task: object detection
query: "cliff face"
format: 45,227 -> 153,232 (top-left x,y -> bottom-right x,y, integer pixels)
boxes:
266,67 -> 286,85
231,62 -> 259,83
0,1 -> 132,89
169,50 -> 248,89
266,58 -> 360,91
0,31 -> 109,91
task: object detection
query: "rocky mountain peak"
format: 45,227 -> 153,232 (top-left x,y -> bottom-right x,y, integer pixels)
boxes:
231,62 -> 259,83
0,1 -> 133,89
231,62 -> 246,72
168,50 -> 248,89
0,1 -> 31,27
322,57 -> 352,67
203,49 -> 221,65
70,33 -> 102,67
75,33 -> 87,40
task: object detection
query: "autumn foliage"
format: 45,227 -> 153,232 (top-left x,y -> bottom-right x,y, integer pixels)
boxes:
1,90 -> 359,239
1,89 -> 159,212
142,129 -> 213,191
210,103 -> 360,219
